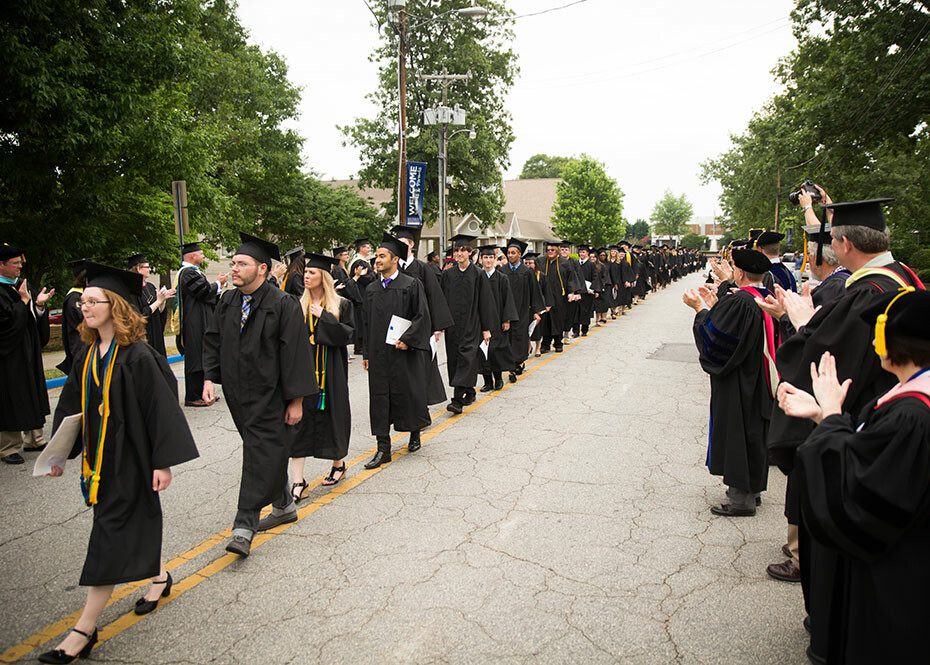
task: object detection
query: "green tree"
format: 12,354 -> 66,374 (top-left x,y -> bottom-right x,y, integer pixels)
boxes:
680,232 -> 709,250
551,155 -> 625,247
701,0 -> 930,249
625,219 -> 650,241
519,154 -> 575,179
650,190 -> 694,245
341,1 -> 518,229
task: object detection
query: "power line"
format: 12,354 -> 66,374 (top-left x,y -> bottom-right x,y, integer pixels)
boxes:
511,0 -> 593,20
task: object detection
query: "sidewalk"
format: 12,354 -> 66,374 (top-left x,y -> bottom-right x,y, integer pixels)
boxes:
2,274 -> 807,664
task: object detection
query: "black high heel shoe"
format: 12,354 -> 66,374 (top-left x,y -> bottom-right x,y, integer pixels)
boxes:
133,571 -> 172,615
38,627 -> 97,663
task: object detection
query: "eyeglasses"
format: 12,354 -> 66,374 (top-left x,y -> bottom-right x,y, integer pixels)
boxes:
76,299 -> 110,309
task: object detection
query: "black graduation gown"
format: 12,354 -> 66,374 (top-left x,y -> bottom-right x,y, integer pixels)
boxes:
350,258 -> 376,353
362,272 -> 432,436
333,266 -> 363,309
139,282 -> 167,356
566,257 -> 584,330
797,393 -> 930,665
480,269 -> 519,373
593,264 -> 611,313
769,261 -> 797,292
402,257 -> 453,405
202,281 -> 316,511
615,259 -> 636,307
577,259 -> 601,325
810,269 -> 850,307
176,266 -> 218,373
693,288 -> 773,492
0,282 -> 50,430
539,256 -> 581,339
530,271 -> 553,342
504,263 -> 546,365
440,262 -> 497,388
52,342 -> 198,586
57,289 -> 86,374
293,299 -> 354,460
279,270 -> 305,299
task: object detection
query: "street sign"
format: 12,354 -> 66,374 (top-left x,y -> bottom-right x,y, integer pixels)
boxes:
171,180 -> 189,236
406,161 -> 427,227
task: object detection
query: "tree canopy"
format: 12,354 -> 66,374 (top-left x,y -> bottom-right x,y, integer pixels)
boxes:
551,155 -> 625,247
518,154 -> 575,179
650,191 -> 694,243
625,219 -> 651,241
701,0 -> 930,251
0,0 -> 381,292
342,0 -> 518,230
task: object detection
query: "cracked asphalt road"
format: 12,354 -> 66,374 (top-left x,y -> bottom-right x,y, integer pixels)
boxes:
1,272 -> 808,664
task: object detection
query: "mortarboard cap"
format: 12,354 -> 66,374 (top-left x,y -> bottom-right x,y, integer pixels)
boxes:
477,245 -> 498,257
523,252 -> 539,260
236,232 -> 280,272
619,240 -> 632,247
755,231 -> 785,247
72,258 -> 92,276
559,240 -> 572,248
444,247 -> 453,258
126,254 -> 148,270
823,198 -> 893,231
426,251 -> 437,262
506,238 -> 528,254
331,246 -> 348,256
378,232 -> 407,259
354,238 -> 371,250
0,243 -> 24,261
731,248 -> 772,275
860,288 -> 930,354
391,225 -> 420,243
179,241 -> 202,255
449,234 -> 476,248
283,246 -> 305,262
304,253 -> 339,273
803,222 -> 833,245
85,261 -> 143,300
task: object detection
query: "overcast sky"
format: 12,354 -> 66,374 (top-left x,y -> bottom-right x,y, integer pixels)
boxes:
236,0 -> 798,224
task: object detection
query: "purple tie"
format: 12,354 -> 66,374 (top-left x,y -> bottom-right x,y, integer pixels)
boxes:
382,277 -> 392,288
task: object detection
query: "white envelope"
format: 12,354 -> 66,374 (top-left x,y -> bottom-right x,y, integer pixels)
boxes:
429,334 -> 438,359
34,413 -> 82,476
528,319 -> 538,337
479,339 -> 489,359
385,315 -> 412,345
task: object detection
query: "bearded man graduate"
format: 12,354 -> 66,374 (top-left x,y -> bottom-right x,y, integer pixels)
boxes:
538,240 -> 582,353
362,233 -> 432,468
684,248 -> 778,517
202,233 -> 315,558
440,234 -> 497,414
503,238 -> 546,380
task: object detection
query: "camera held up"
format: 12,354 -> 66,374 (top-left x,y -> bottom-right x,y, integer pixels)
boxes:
788,179 -> 822,206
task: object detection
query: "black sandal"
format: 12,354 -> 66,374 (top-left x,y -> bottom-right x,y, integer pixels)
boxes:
291,480 -> 309,503
321,463 -> 347,486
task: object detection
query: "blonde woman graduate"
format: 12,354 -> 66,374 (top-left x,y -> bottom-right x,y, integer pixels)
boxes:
289,253 -> 355,500
40,263 -> 198,664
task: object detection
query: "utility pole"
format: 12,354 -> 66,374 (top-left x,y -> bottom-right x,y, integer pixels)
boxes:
420,69 -> 470,249
395,2 -> 407,225
775,167 -> 781,232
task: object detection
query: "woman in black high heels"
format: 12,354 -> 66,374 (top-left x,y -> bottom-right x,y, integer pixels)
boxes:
39,264 -> 198,663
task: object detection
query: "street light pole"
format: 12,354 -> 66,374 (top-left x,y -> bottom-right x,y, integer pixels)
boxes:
396,4 -> 407,225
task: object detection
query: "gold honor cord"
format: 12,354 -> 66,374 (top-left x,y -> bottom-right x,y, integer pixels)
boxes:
281,274 -> 289,291
305,301 -> 327,410
80,340 -> 119,506
874,287 -> 916,357
545,258 -> 565,296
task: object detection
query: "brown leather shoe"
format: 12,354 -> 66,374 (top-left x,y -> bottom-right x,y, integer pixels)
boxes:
766,560 -> 801,583
184,399 -> 209,407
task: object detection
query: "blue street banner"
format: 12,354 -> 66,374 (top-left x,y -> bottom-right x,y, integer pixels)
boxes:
406,161 -> 427,227
785,228 -> 793,246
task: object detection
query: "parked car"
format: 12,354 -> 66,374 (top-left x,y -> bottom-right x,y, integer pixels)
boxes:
49,309 -> 62,325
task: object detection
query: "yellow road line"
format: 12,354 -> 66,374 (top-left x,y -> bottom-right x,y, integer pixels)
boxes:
2,309 -> 628,662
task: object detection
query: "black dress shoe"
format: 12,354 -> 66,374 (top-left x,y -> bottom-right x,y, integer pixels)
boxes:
710,503 -> 756,517
408,433 -> 421,452
554,346 -> 564,353
462,392 -> 476,405
480,383 -> 493,393
446,401 -> 463,414
134,572 -> 173,615
38,628 -> 97,663
1,453 -> 24,465
493,377 -> 504,390
364,451 -> 391,469
225,535 -> 251,557
23,443 -> 47,452
806,645 -> 826,664
257,510 -> 298,531
508,372 -> 517,383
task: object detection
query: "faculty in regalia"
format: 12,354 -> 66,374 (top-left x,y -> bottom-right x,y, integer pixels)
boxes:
503,238 -> 546,379
127,253 -> 174,357
0,243 -> 53,465
202,233 -> 316,558
290,254 -> 354,500
440,234 -> 497,414
756,231 -> 798,293
477,245 -> 518,391
176,241 -> 226,406
361,233 -> 432,468
778,288 -> 930,665
684,248 -> 777,516
538,240 -> 582,354
41,262 -> 198,664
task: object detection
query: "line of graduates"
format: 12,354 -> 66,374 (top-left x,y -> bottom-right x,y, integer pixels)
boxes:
684,196 -> 930,664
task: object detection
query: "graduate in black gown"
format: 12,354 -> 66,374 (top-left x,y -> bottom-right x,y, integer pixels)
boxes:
523,253 -> 552,358
331,246 -> 363,321
0,244 -> 52,465
393,225 -> 454,406
57,260 -> 89,375
440,234 -> 497,413
538,241 -> 582,353
614,244 -> 636,312
41,263 -> 198,664
361,233 -> 433,468
560,242 -> 584,338
504,239 -> 546,378
202,233 -> 316,558
350,238 -> 377,356
685,248 -> 777,516
176,241 -> 226,405
573,246 -> 601,336
477,245 -> 518,391
289,254 -> 354,500
778,289 -> 930,665
127,253 -> 173,357
275,247 -> 307,299
767,198 -> 925,663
